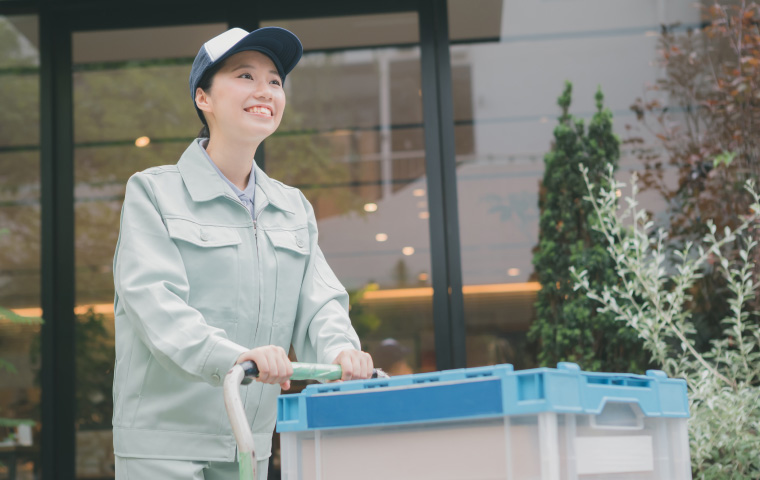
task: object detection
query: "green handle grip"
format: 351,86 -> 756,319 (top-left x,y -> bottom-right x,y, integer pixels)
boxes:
239,360 -> 386,383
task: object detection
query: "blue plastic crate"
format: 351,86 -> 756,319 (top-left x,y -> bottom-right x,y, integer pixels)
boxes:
276,362 -> 689,433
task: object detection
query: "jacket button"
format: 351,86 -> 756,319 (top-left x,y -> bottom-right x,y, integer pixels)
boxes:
211,373 -> 221,383
295,236 -> 304,248
200,228 -> 209,241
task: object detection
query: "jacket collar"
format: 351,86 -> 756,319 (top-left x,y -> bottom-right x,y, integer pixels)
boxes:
177,139 -> 294,214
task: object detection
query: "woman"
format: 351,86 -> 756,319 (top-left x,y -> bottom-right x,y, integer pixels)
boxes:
112,27 -> 373,479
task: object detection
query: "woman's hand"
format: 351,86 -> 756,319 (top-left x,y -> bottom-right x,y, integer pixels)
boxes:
237,346 -> 293,390
332,349 -> 374,381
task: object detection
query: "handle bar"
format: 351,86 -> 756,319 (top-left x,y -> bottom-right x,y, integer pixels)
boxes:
224,361 -> 388,479
238,360 -> 388,384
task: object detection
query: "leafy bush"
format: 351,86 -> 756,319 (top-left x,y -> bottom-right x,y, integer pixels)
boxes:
628,1 -> 760,349
572,165 -> 760,479
529,81 -> 649,373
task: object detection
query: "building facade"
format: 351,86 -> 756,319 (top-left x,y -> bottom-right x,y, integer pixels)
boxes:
0,0 -> 702,478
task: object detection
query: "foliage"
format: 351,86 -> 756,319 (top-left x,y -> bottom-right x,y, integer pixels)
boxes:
529,81 -> 649,372
0,228 -> 41,447
267,110 -> 363,220
347,283 -> 382,339
628,1 -> 760,347
30,308 -> 115,429
573,165 -> 760,479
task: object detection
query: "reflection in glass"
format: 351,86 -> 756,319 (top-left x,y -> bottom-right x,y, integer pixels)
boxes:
266,43 -> 435,373
0,14 -> 41,480
447,0 -> 701,369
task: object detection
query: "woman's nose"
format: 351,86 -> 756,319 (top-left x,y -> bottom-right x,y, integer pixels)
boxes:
253,82 -> 273,100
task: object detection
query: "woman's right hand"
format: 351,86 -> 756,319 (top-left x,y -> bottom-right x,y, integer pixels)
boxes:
236,346 -> 293,390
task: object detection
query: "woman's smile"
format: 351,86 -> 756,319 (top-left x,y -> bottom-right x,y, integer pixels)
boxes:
244,105 -> 274,117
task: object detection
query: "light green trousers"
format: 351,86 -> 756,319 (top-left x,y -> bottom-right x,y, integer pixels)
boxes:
115,455 -> 269,480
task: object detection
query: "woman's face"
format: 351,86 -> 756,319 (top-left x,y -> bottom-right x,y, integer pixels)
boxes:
196,50 -> 286,143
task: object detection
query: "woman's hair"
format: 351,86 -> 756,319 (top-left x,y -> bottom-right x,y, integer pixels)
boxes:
195,59 -> 228,138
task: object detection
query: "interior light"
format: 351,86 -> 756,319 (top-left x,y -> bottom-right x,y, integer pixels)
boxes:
418,211 -> 429,219
375,233 -> 388,242
418,272 -> 428,282
615,189 -> 622,198
364,203 -> 378,212
413,189 -> 425,197
135,136 -> 151,147
402,246 -> 415,256
508,268 -> 520,277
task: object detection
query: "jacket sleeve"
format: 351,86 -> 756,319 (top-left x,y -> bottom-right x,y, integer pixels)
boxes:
113,172 -> 248,385
291,192 -> 361,364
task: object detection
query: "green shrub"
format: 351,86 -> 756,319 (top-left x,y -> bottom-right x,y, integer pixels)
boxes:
529,81 -> 649,373
573,165 -> 760,479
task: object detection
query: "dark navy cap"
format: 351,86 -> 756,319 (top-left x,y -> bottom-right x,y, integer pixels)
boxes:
189,27 -> 303,124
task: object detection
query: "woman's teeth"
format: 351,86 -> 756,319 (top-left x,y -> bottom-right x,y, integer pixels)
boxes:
246,106 -> 272,116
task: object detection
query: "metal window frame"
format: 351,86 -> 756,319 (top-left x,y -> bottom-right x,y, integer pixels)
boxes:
418,0 -> 465,370
39,6 -> 75,479
1,1 -> 466,478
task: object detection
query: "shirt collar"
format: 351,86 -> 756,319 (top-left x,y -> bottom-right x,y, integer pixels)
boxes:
198,138 -> 256,203
177,139 -> 295,214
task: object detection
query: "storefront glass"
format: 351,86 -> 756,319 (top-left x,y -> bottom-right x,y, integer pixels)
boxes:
0,13 -> 41,480
447,0 -> 700,368
263,12 -> 433,376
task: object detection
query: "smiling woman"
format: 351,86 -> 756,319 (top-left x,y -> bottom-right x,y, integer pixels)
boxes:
111,27 -> 373,480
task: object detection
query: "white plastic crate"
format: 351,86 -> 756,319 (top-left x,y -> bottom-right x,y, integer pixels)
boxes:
277,363 -> 691,480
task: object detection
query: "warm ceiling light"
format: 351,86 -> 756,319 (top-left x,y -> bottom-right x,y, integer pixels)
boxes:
135,136 -> 150,147
413,189 -> 425,197
364,203 -> 378,212
418,272 -> 428,282
418,211 -> 429,219
507,268 -> 520,277
615,189 -> 622,198
402,246 -> 415,256
375,233 -> 388,242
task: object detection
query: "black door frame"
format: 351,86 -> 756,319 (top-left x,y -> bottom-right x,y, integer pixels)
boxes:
3,1 -> 465,478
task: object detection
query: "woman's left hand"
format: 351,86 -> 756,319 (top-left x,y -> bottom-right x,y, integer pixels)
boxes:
332,349 -> 374,381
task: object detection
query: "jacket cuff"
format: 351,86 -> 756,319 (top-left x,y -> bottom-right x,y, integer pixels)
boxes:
320,343 -> 360,365
202,338 -> 249,386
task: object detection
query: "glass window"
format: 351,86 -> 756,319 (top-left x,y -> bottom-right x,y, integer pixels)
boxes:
447,0 -> 701,369
261,13 -> 429,476
263,13 -> 433,375
0,13 -> 41,480
72,23 -> 227,479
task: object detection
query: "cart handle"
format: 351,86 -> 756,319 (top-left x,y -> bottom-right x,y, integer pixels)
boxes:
224,361 -> 388,479
238,360 -> 388,384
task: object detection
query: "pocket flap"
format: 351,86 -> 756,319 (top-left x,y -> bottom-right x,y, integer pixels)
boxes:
166,218 -> 242,247
266,228 -> 310,255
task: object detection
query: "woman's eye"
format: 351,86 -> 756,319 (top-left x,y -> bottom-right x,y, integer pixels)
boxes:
240,73 -> 253,80
270,79 -> 281,86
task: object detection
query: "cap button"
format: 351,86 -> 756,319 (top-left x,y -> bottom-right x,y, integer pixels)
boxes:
200,228 -> 209,241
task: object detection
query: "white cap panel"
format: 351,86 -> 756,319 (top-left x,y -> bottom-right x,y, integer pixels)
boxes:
203,27 -> 248,61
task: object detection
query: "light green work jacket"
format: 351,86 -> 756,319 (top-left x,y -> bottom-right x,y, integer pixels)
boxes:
112,139 -> 360,462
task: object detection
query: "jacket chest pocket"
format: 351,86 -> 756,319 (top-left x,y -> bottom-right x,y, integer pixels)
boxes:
166,217 -> 242,317
265,227 -> 310,324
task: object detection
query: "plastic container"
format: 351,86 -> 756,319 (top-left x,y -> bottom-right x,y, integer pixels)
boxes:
277,362 -> 691,480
